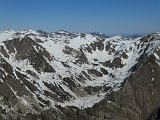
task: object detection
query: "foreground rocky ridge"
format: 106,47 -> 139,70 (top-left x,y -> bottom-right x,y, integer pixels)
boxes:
0,30 -> 160,119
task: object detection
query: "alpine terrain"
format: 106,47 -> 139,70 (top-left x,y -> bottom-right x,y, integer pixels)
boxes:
0,29 -> 160,120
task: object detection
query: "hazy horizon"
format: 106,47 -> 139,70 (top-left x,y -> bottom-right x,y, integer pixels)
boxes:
0,0 -> 160,34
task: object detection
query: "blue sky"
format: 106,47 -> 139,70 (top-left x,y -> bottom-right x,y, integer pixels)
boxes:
0,0 -> 160,34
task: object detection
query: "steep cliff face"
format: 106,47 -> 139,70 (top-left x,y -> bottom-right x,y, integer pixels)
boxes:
0,30 -> 160,119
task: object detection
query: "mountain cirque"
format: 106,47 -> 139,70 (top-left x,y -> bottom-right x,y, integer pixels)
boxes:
0,30 -> 160,120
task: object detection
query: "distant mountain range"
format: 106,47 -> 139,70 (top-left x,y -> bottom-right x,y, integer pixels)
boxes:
89,31 -> 143,38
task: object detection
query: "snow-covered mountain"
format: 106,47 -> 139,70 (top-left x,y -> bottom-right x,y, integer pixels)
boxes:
0,30 -> 160,119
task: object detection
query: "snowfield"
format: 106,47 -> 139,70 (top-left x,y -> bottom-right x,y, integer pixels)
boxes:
0,30 -> 160,109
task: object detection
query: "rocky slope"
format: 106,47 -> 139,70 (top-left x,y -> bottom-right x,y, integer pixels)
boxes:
0,30 -> 160,120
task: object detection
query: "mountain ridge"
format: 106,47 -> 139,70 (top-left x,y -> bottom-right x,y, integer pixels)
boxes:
0,30 -> 160,119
